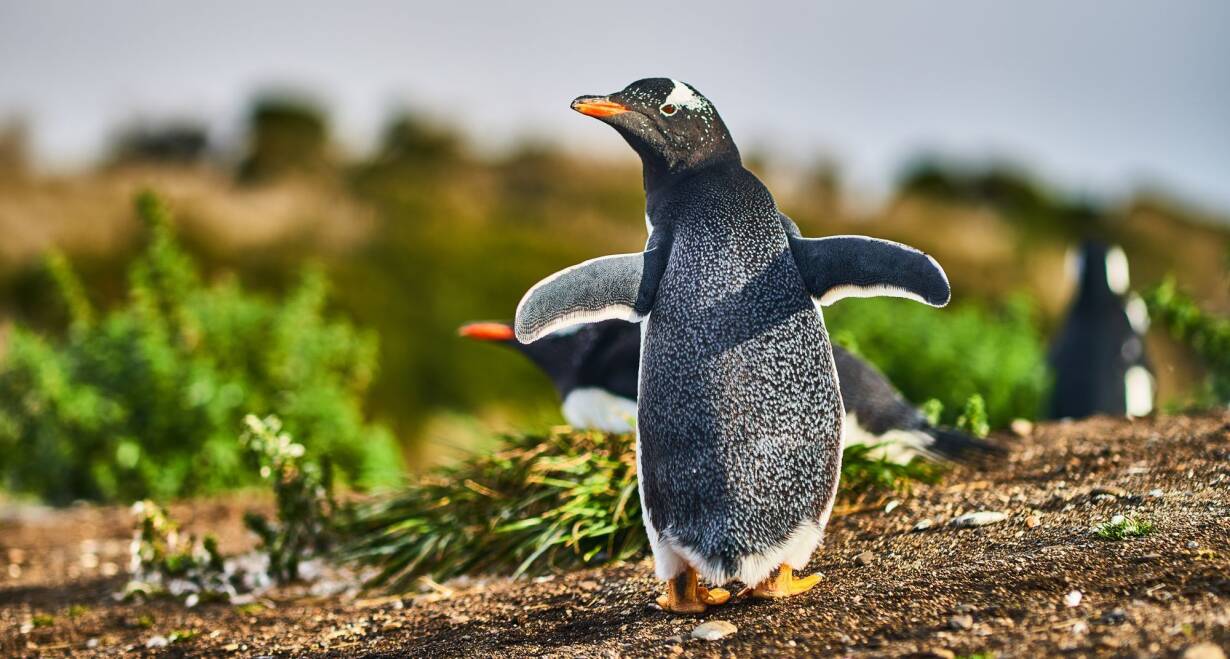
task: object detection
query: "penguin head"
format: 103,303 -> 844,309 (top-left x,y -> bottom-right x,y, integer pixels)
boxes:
1068,240 -> 1130,300
571,78 -> 739,182
459,321 -> 583,395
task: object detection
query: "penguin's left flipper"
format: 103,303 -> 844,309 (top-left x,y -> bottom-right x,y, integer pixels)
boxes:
788,235 -> 950,307
515,246 -> 668,344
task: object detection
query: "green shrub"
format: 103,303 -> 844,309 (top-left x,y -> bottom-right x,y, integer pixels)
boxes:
122,500 -> 231,603
1144,276 -> 1230,406
827,295 -> 1049,429
343,428 -> 938,588
242,414 -> 339,582
237,95 -> 331,183
956,393 -> 990,438
0,192 -> 401,503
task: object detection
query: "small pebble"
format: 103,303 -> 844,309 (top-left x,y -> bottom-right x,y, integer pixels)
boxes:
925,649 -> 956,659
1110,514 -> 1127,526
1186,541 -> 1200,549
1149,488 -> 1164,498
948,614 -> 973,631
952,511 -> 1007,528
913,519 -> 934,532
884,500 -> 901,514
1065,590 -> 1083,607
691,620 -> 737,641
1025,515 -> 1041,528
1091,486 -> 1129,498
1010,419 -> 1033,436
1183,642 -> 1227,659
86,638 -> 99,649
145,635 -> 169,649
854,551 -> 875,567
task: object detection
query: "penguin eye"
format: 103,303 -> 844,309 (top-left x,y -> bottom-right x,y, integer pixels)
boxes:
659,103 -> 677,116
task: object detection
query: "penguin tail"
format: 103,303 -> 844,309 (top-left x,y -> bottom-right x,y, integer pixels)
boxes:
919,426 -> 1007,465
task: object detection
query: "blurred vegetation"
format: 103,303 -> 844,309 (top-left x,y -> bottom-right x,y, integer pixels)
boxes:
898,156 -> 1103,240
955,393 -> 991,438
125,415 -> 347,603
1,93 -> 1228,482
0,118 -> 29,181
1144,276 -> 1230,407
237,94 -> 332,184
107,120 -> 211,167
123,499 -> 231,603
241,414 -> 340,583
0,192 -> 400,503
829,296 -> 1050,430
342,427 -> 938,588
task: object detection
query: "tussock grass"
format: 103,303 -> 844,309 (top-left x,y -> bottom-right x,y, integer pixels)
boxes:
343,428 -> 940,589
1093,514 -> 1154,540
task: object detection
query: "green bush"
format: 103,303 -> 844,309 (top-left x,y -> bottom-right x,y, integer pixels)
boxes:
827,295 -> 1049,429
237,95 -> 331,183
1145,275 -> 1230,406
242,414 -> 339,582
0,192 -> 401,503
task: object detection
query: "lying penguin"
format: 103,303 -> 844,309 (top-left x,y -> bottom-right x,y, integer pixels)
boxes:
1049,240 -> 1154,419
459,320 -> 639,434
458,319 -> 998,464
514,79 -> 949,613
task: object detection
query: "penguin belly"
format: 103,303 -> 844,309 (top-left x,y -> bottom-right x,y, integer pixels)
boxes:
561,387 -> 638,433
636,227 -> 843,588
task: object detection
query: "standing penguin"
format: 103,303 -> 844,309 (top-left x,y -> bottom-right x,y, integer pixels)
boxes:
459,319 -> 999,464
1049,240 -> 1153,419
514,79 -> 950,613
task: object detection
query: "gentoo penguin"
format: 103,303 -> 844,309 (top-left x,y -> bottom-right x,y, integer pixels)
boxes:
1049,240 -> 1153,419
513,79 -> 949,613
459,319 -> 999,464
458,320 -> 639,433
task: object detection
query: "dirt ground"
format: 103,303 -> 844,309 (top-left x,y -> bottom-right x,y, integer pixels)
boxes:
2,413 -> 1229,658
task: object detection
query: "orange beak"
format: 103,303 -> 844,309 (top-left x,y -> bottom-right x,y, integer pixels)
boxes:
571,96 -> 629,118
458,322 -> 516,342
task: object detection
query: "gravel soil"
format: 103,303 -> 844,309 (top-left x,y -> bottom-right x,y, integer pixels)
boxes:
2,413 -> 1229,657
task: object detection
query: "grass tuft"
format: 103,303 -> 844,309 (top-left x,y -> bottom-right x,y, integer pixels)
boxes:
343,428 -> 941,589
1093,514 -> 1154,540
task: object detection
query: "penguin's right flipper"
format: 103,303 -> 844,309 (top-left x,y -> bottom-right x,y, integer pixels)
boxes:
788,235 -> 950,307
515,247 -> 667,344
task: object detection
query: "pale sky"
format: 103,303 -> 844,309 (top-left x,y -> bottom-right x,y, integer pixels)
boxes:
1,1 -> 1227,211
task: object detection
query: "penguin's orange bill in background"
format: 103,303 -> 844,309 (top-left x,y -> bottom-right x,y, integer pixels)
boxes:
744,563 -> 821,599
656,567 -> 731,614
457,322 -> 515,342
571,97 -> 629,118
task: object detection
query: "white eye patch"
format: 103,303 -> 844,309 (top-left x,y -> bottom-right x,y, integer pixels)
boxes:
664,79 -> 706,111
1105,246 -> 1130,295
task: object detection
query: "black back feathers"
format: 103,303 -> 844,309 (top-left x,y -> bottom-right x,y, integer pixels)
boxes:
1048,241 -> 1152,419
